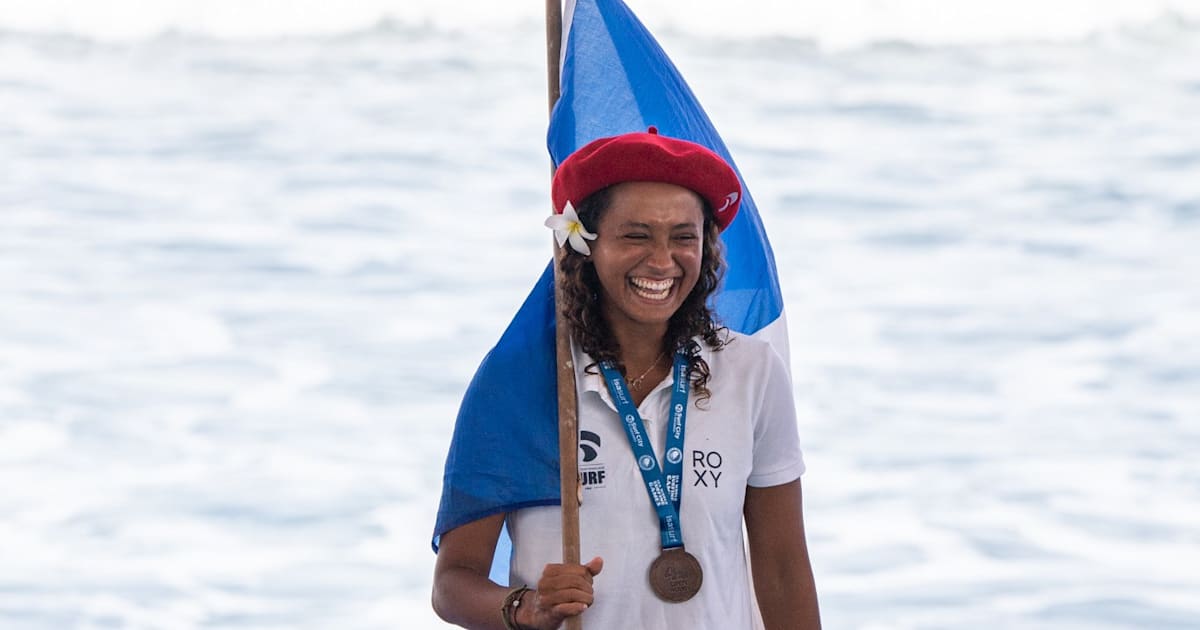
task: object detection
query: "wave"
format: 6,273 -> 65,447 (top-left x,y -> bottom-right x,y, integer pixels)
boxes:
2,0 -> 1199,47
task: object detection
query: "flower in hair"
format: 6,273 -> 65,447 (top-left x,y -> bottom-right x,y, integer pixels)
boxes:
544,201 -> 597,255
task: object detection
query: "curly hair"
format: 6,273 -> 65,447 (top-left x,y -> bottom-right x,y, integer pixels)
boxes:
558,184 -> 729,402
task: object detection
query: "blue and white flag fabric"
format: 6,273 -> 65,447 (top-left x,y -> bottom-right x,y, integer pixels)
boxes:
433,0 -> 789,581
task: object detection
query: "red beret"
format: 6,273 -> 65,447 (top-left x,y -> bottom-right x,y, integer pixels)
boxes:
551,127 -> 742,231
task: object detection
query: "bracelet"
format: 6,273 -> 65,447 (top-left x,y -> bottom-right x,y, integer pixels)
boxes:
500,585 -> 532,630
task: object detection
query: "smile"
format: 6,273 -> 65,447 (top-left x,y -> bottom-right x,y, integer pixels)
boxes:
630,277 -> 675,301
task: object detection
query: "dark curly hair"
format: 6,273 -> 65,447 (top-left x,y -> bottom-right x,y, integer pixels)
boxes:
558,184 -> 729,402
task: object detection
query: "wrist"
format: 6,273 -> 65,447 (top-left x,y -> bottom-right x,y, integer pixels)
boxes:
500,585 -> 534,630
514,588 -> 537,629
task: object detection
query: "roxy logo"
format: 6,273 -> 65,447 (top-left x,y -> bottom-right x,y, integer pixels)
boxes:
692,450 -> 723,488
717,192 -> 739,213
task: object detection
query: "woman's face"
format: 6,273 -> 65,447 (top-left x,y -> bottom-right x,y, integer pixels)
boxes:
588,181 -> 705,336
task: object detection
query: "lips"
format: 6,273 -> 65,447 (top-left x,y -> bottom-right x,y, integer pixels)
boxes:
630,277 -> 675,301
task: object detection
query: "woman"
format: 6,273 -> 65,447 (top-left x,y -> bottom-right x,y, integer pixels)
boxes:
433,129 -> 820,629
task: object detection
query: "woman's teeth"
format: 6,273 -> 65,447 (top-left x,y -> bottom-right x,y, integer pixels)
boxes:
631,277 -> 674,300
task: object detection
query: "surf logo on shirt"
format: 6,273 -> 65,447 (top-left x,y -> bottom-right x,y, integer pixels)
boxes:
580,430 -> 601,463
692,449 -> 723,488
579,430 -> 607,490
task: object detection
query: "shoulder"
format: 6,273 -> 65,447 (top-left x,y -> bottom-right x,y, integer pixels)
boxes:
704,330 -> 784,368
701,331 -> 789,393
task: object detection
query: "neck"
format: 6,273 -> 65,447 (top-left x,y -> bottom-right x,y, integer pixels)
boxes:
610,320 -> 668,369
611,323 -> 668,402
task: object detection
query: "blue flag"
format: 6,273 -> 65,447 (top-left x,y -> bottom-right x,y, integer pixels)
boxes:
433,0 -> 788,583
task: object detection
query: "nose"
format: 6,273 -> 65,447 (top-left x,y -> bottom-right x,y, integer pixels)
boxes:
646,236 -> 673,270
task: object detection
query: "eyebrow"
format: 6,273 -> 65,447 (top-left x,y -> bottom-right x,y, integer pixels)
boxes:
618,221 -> 700,230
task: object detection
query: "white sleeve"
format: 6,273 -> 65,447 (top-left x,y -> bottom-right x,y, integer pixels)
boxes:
747,345 -> 806,487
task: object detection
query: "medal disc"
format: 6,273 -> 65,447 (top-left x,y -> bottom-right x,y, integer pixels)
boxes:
648,547 -> 703,602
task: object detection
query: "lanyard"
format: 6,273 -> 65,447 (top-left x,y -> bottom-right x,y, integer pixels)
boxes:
599,352 -> 690,550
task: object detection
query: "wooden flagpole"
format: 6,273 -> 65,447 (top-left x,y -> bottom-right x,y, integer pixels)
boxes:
545,1 -> 583,630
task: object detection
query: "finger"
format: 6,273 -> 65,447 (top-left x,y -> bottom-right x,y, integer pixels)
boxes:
540,561 -> 601,588
541,561 -> 597,578
551,602 -> 590,618
538,567 -> 598,591
584,556 -> 604,576
533,583 -> 595,608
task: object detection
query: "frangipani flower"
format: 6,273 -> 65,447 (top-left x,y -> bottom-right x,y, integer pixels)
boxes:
544,201 -> 597,255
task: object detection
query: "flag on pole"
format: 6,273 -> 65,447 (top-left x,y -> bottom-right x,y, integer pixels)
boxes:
433,0 -> 788,582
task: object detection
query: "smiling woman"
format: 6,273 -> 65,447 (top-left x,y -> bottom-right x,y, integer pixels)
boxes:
431,129 -> 820,629
590,188 -> 704,374
564,181 -> 719,404
591,182 -> 705,317
552,128 -> 742,408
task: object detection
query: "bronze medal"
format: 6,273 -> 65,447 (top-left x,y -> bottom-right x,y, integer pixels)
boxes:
648,547 -> 703,602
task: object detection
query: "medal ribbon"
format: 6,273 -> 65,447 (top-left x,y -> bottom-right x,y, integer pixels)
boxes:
599,352 -> 690,550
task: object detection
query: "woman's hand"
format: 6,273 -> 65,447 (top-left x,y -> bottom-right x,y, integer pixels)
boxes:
516,556 -> 604,629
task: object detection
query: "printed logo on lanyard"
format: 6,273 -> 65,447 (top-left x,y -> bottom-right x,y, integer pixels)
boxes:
598,354 -> 690,549
599,352 -> 703,602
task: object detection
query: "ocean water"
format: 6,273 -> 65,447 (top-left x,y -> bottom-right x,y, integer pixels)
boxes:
2,2 -> 1199,628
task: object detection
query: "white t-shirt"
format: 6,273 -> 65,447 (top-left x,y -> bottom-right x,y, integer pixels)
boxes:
506,331 -> 806,629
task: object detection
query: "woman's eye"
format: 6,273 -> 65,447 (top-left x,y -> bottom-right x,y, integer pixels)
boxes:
624,233 -> 649,240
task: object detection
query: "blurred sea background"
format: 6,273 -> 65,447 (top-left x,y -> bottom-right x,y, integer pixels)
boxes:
2,0 -> 1199,628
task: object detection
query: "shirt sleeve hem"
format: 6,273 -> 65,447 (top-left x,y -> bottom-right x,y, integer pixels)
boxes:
746,461 -> 806,488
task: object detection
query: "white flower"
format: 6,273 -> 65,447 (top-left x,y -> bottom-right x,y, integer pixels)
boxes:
544,201 -> 597,255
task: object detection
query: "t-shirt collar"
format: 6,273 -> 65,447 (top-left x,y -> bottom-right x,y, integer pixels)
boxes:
570,337 -> 708,413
